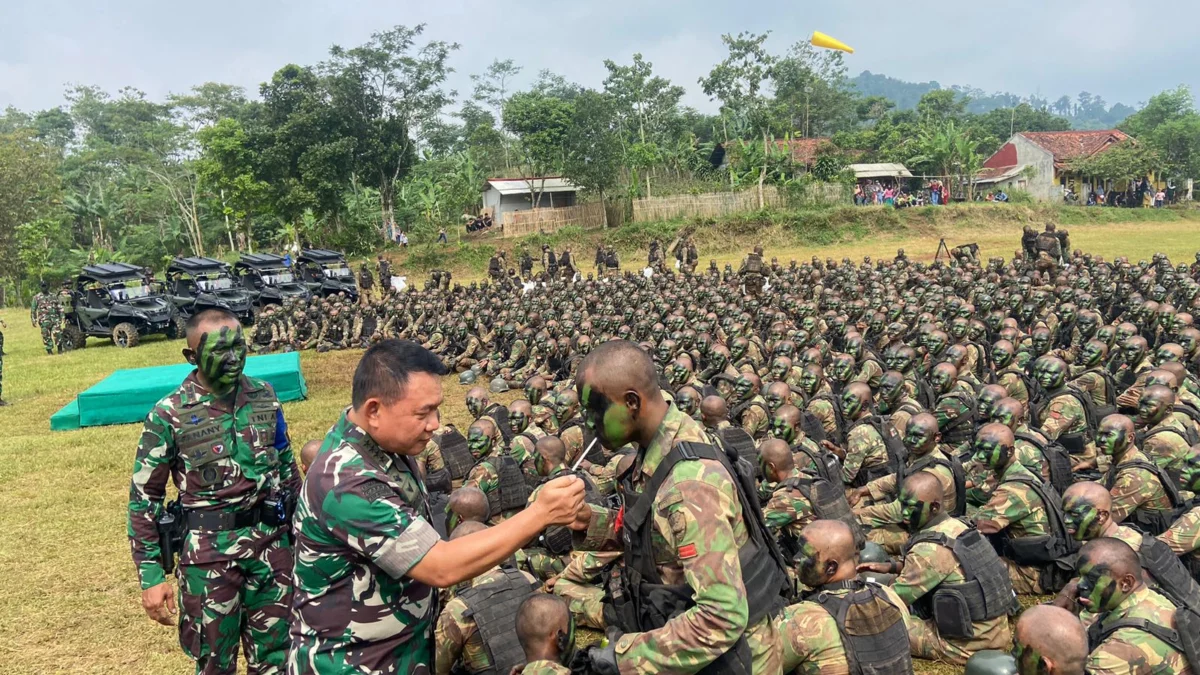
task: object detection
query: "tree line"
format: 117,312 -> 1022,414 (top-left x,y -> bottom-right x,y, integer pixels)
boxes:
1,24 -> 1197,296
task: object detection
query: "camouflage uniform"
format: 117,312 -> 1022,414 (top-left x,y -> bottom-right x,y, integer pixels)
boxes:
1159,505 -> 1200,572
575,405 -> 783,674
1035,390 -> 1097,470
32,290 -> 60,353
462,451 -> 525,525
553,550 -> 622,630
995,366 -> 1030,405
127,373 -> 299,675
857,446 -> 959,553
517,661 -> 570,675
778,583 -> 911,675
289,411 -> 440,675
1071,368 -> 1111,409
892,517 -> 1013,665
762,470 -> 817,542
732,394 -> 770,438
842,418 -> 889,486
1087,586 -> 1194,675
1107,448 -> 1174,524
1141,417 -> 1193,477
433,565 -> 538,675
973,462 -> 1052,594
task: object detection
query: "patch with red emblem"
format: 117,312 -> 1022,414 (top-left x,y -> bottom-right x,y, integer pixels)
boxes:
678,543 -> 698,559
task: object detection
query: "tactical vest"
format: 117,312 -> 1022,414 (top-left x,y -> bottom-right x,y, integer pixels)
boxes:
987,475 -> 1077,591
457,568 -> 540,675
482,404 -> 514,444
612,442 -> 789,675
729,399 -> 769,439
176,379 -> 280,491
536,470 -> 604,556
744,253 -> 763,275
936,390 -> 978,447
905,453 -> 967,517
605,252 -> 619,268
715,427 -> 757,469
905,524 -> 1017,638
360,315 -> 378,339
779,476 -> 865,552
438,427 -> 475,481
807,581 -> 913,675
1014,430 -> 1073,495
1086,607 -> 1199,674
1075,367 -> 1117,418
811,392 -> 846,446
846,415 -> 908,489
1103,458 -> 1183,535
474,454 -> 531,516
1035,232 -> 1060,256
558,419 -> 607,464
1139,534 -> 1200,612
792,442 -> 844,487
1032,386 -> 1098,453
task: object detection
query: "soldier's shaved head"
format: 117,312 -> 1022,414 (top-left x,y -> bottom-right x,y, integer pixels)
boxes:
1015,605 -> 1088,675
775,404 -> 801,427
1079,537 -> 1141,579
516,593 -> 571,662
465,386 -> 489,402
1063,481 -> 1112,510
575,340 -> 670,450
902,471 -> 944,505
469,418 -> 496,439
700,395 -> 728,429
300,439 -> 322,472
758,439 -> 794,482
797,520 -> 859,584
991,397 -> 1025,428
577,339 -> 661,400
535,435 -> 567,472
449,520 -> 488,540
447,487 -> 490,524
509,399 -> 533,417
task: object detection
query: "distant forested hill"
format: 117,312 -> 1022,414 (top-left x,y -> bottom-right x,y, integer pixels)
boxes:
848,71 -> 1137,129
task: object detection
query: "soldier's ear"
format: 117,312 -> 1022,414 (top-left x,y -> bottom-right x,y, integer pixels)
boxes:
183,348 -> 197,365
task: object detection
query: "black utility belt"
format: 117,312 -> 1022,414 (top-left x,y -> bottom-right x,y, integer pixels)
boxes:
184,499 -> 286,532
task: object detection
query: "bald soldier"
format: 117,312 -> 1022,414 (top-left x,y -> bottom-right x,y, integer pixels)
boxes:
758,439 -> 818,546
1013,605 -> 1088,675
445,487 -> 491,534
1074,538 -> 1194,675
777,520 -> 912,674
700,394 -> 732,432
866,473 -> 1014,665
1160,458 -> 1200,579
569,340 -> 790,675
513,594 -> 575,675
1094,413 -> 1178,534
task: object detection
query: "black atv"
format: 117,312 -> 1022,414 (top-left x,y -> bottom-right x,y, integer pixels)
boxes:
295,249 -> 359,301
163,257 -> 255,324
61,263 -> 182,349
233,253 -> 313,310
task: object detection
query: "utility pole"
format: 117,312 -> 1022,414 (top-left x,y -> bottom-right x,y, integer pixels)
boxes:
804,85 -> 814,138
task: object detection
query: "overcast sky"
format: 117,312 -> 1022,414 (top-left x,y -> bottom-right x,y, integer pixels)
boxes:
2,0 -> 1197,114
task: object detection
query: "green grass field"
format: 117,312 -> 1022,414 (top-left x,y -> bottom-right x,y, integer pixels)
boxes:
3,213 -> 1200,673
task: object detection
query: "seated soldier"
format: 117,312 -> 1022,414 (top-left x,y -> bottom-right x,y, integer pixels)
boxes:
769,404 -> 837,483
778,520 -> 913,674
463,419 -> 531,525
519,436 -> 602,581
299,439 -> 322,473
1074,538 -> 1194,674
1160,457 -> 1200,582
862,472 -> 1014,665
513,594 -> 575,675
434,521 -> 540,675
1095,414 -> 1179,535
1013,605 -> 1089,675
700,394 -> 732,432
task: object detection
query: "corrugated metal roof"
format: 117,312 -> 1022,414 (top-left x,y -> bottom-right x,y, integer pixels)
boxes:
975,165 -> 1025,184
849,163 -> 913,179
486,177 -> 578,196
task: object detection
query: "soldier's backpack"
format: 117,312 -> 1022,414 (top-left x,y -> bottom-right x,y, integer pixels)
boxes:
1086,606 -> 1200,675
536,471 -> 605,555
438,426 -> 475,481
744,253 -> 763,274
936,390 -> 979,448
1031,386 -> 1100,454
846,415 -> 908,489
905,524 -> 1018,638
904,451 -> 968,517
987,475 -> 1078,592
811,392 -> 846,446
1172,402 -> 1200,444
715,426 -> 758,469
475,455 -> 532,516
729,399 -> 770,439
912,372 -> 938,410
792,441 -> 844,487
1138,534 -> 1200,612
1074,367 -> 1118,419
1103,457 -> 1184,535
779,475 -> 865,552
605,252 -> 619,268
482,403 -> 514,444
1014,430 -> 1073,495
808,581 -> 914,675
457,568 -> 541,675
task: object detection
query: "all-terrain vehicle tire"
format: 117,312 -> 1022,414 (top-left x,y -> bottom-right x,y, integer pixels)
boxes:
62,324 -> 88,351
112,322 -> 141,348
165,315 -> 187,340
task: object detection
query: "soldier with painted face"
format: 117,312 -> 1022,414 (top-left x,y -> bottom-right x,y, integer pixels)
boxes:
801,364 -> 843,443
514,594 -> 576,675
1012,605 -> 1089,675
1095,414 -> 1180,535
1160,458 -> 1200,580
462,419 -> 530,525
972,424 -> 1073,595
877,370 -> 925,437
128,309 -> 300,675
729,373 -> 770,439
993,339 -> 1032,406
1136,384 -> 1195,481
289,341 -> 584,675
930,362 -> 977,453
863,472 -> 1014,665
1031,355 -> 1098,473
570,341 -> 789,675
778,520 -> 913,675
839,382 -> 894,488
1074,538 -> 1195,675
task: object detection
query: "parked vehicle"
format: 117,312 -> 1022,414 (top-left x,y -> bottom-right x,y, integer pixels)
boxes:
233,253 -> 313,309
62,263 -> 181,349
163,257 -> 255,324
296,249 -> 359,300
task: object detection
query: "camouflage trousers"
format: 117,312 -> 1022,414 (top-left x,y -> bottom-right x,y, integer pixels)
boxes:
39,320 -> 56,353
745,614 -> 784,675
906,614 -> 1011,666
553,577 -> 607,630
522,549 -> 568,581
177,539 -> 293,675
866,524 -> 910,555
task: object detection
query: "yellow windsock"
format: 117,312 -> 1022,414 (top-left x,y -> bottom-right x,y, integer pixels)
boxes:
811,31 -> 854,54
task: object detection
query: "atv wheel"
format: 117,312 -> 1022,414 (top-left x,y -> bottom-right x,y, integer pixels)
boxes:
166,316 -> 187,340
63,324 -> 87,351
112,322 -> 141,348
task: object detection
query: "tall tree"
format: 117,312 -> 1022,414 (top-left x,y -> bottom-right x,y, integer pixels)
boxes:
0,129 -> 62,286
561,90 -> 622,208
502,91 -> 573,205
603,53 -> 684,196
700,31 -> 776,202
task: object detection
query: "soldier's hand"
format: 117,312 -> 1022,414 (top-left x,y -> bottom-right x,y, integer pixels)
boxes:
532,475 -> 585,527
820,439 -> 845,460
847,487 -> 867,507
141,581 -> 176,626
856,562 -> 893,574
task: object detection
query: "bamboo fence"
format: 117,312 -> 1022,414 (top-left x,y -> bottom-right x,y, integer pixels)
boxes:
632,186 -> 783,223
502,201 -> 607,238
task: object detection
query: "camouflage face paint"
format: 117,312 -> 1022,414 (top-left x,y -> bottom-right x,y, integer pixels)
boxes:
1075,560 -> 1128,613
840,390 -> 862,419
1012,638 -> 1048,675
582,384 -> 634,450
799,371 -> 819,395
508,411 -> 528,434
1063,496 -> 1104,542
898,489 -> 932,533
467,427 -> 492,459
1095,424 -> 1127,457
770,417 -> 795,443
1182,463 -> 1200,493
1136,396 -> 1162,425
972,437 -> 1011,473
734,378 -> 753,401
793,536 -> 826,587
194,325 -> 247,397
525,386 -> 540,405
466,397 -> 484,418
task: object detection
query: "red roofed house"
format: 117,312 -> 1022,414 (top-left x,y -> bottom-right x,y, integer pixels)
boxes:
975,130 -> 1130,201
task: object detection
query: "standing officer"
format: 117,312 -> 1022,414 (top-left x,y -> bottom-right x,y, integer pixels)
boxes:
288,340 -> 584,675
128,308 -> 300,674
570,340 -> 789,674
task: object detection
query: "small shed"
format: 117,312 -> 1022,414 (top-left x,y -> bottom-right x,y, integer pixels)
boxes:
482,177 -> 579,226
849,163 -> 914,181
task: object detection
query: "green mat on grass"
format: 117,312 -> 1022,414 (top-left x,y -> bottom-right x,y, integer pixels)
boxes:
50,352 -> 307,431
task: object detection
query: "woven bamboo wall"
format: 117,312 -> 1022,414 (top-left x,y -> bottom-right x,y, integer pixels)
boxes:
502,202 -> 607,238
631,187 -> 782,223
